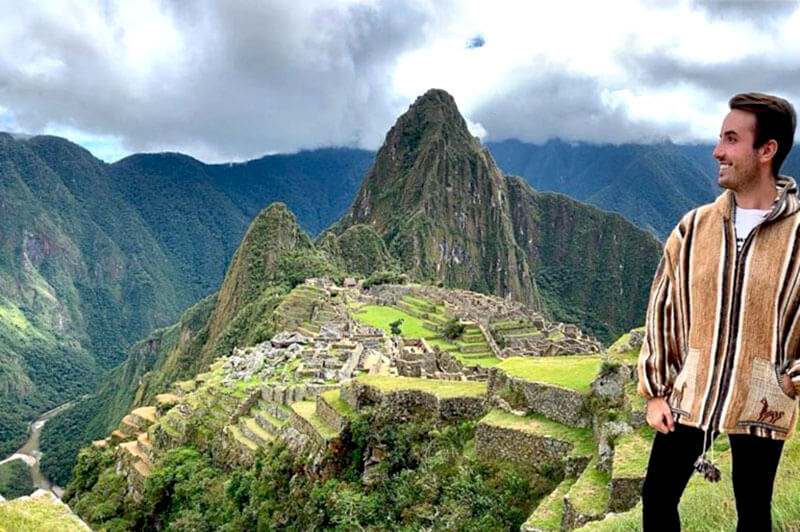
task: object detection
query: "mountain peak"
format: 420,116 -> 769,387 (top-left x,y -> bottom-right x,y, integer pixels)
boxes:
390,88 -> 472,145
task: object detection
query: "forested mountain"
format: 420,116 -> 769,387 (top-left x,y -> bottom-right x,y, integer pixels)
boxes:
488,138 -> 800,239
0,135 -> 372,459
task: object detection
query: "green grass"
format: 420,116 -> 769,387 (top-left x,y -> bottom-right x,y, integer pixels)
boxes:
357,375 -> 487,399
320,389 -> 355,417
425,338 -> 461,351
612,428 -> 654,478
624,381 -> 646,413
491,319 -> 529,330
607,329 -> 643,365
449,352 -> 502,368
0,305 -> 34,332
579,427 -> 800,531
567,456 -> 610,515
350,305 -> 430,338
479,410 -> 595,456
548,331 -> 566,341
523,477 -> 576,531
228,425 -> 259,451
401,294 -> 437,310
292,401 -> 339,439
496,356 -> 602,393
0,491 -> 90,532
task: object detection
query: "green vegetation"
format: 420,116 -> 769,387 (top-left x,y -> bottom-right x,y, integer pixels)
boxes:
442,318 -> 465,340
0,491 -> 91,532
361,269 -> 408,290
335,224 -> 398,277
496,356 -> 602,393
292,401 -> 339,440
321,390 -> 355,417
567,457 -> 610,515
350,301 -> 499,368
612,428 -> 654,478
351,304 -> 430,338
68,408 -> 555,532
389,318 -> 403,335
357,375 -> 487,399
0,459 -> 33,500
522,477 -> 576,531
580,429 -> 800,531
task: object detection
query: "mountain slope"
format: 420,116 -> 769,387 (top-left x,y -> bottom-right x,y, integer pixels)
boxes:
335,89 -> 539,308
0,136 -> 370,459
487,139 -> 720,239
334,89 -> 662,340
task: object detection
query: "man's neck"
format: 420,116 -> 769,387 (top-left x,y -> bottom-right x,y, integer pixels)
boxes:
734,174 -> 778,209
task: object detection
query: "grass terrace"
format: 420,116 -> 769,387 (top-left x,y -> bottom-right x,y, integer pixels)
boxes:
479,410 -> 594,457
522,477 -> 577,531
624,381 -> 646,414
566,456 -> 610,516
320,389 -> 355,417
356,375 -> 487,399
579,426 -> 800,532
607,330 -> 643,366
292,401 -> 339,440
351,305 -> 430,338
350,303 -> 501,368
0,491 -> 90,532
612,427 -> 654,479
496,356 -> 603,394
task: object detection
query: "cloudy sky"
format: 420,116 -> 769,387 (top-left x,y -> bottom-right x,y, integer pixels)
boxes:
1,0 -> 799,162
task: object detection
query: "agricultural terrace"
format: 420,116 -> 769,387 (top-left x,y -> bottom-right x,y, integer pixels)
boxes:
356,375 -> 487,399
349,294 -> 500,368
496,356 -> 603,394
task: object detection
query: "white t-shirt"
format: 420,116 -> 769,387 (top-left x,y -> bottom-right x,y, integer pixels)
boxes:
735,206 -> 769,252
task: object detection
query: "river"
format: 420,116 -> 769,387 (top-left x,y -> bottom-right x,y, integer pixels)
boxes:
0,399 -> 80,498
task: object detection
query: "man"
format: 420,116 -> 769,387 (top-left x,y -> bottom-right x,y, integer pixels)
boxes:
638,92 -> 799,532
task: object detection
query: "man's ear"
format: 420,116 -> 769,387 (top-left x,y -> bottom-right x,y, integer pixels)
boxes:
760,139 -> 778,164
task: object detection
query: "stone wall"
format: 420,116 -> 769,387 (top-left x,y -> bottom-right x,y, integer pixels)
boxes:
561,496 -> 603,531
608,477 -> 644,513
343,382 -> 487,422
488,370 -> 590,428
316,394 -> 349,432
475,422 -> 575,468
287,410 -> 326,452
396,348 -> 490,382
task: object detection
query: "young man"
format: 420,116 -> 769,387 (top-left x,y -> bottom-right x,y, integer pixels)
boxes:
638,92 -> 799,531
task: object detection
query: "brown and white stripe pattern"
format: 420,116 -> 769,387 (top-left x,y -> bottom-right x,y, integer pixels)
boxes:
638,175 -> 800,441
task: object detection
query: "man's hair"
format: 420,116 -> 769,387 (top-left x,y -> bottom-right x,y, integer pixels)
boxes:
729,92 -> 797,175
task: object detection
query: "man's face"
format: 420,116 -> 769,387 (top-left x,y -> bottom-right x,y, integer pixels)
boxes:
712,109 -> 760,191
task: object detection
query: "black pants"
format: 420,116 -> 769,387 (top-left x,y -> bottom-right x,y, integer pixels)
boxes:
641,423 -> 784,531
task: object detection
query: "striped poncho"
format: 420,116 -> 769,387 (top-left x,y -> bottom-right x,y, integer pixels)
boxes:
638,175 -> 800,440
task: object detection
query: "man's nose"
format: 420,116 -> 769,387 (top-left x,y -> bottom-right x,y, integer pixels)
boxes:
712,142 -> 723,160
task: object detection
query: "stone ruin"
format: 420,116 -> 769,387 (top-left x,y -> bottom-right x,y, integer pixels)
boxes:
364,283 -> 602,358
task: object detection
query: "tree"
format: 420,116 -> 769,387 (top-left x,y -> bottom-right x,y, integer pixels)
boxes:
389,319 -> 403,336
442,318 -> 464,341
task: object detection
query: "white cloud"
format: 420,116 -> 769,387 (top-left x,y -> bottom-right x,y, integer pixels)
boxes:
1,0 -> 800,161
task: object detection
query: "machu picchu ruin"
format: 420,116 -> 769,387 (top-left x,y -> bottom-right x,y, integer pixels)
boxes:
77,278 -> 658,531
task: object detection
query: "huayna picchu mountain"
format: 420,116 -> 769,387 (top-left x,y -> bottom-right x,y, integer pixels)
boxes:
333,89 -> 662,341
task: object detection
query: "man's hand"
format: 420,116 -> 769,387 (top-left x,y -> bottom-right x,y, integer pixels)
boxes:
781,373 -> 797,399
646,397 -> 675,434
